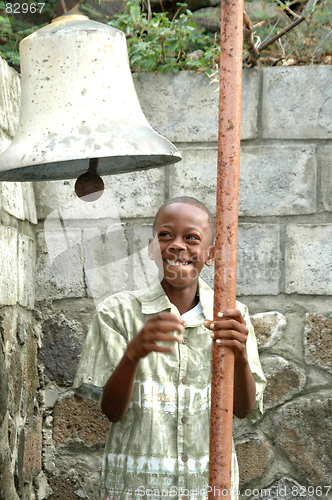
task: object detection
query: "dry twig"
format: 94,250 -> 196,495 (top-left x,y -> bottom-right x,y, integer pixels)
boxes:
243,10 -> 260,64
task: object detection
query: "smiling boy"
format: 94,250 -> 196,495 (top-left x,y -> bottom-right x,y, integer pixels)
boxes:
73,196 -> 266,500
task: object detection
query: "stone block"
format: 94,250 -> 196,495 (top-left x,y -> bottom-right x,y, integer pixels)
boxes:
107,167 -> 166,219
0,181 -> 37,223
34,180 -> 122,222
131,224 -> 159,290
285,224 -> 332,295
22,329 -> 39,420
168,147 -> 217,215
0,57 -> 21,139
320,146 -> 332,211
17,234 -> 35,309
83,225 -> 130,303
261,355 -> 306,409
304,313 -> 332,373
271,391 -> 332,485
169,145 -> 315,218
8,344 -> 22,417
23,415 -> 43,484
0,332 -> 9,427
35,229 -> 85,301
246,477 -> 313,500
38,314 -> 84,387
262,66 -> 332,139
235,437 -> 273,488
34,168 -> 165,222
184,224 -> 280,295
133,69 -> 259,142
237,224 -> 280,296
52,395 -> 109,446
0,226 -> 18,306
239,145 -> 317,216
250,311 -> 286,349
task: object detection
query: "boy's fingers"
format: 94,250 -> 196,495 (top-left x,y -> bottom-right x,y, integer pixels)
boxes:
153,312 -> 185,325
148,320 -> 184,334
152,333 -> 183,343
218,309 -> 247,325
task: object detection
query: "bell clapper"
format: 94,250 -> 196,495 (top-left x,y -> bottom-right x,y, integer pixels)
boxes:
75,157 -> 105,202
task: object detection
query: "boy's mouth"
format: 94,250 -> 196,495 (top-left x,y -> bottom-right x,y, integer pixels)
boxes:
165,259 -> 191,266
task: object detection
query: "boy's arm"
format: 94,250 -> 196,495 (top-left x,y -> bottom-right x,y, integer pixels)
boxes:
204,310 -> 256,419
101,312 -> 184,422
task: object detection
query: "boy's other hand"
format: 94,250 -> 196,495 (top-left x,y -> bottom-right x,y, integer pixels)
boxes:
204,309 -> 249,365
126,312 -> 185,362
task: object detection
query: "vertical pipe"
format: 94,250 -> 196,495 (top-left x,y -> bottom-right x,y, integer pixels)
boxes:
208,0 -> 243,498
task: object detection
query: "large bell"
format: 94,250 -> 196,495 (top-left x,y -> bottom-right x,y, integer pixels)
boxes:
0,14 -> 181,182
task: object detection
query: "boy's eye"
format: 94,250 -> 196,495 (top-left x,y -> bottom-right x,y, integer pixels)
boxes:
187,234 -> 200,241
158,231 -> 171,238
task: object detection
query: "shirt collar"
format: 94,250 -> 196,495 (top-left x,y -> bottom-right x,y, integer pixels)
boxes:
140,277 -> 214,321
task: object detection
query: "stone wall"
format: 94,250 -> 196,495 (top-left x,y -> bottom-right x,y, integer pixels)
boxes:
0,58 -> 49,499
1,57 -> 332,499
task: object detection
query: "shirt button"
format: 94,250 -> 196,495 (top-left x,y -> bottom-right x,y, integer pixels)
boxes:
182,455 -> 188,462
181,377 -> 187,384
182,337 -> 188,344
181,416 -> 187,423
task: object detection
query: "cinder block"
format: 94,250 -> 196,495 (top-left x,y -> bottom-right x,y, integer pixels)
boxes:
0,58 -> 21,139
169,145 -> 315,217
0,182 -> 37,223
237,223 -> 280,295
320,146 -> 332,211
285,224 -> 332,294
0,226 -> 18,305
35,229 -> 85,301
168,147 -> 217,215
133,68 -> 259,142
262,66 -> 332,139
196,224 -> 280,296
18,234 -> 35,309
83,225 -> 130,303
34,168 -> 165,222
0,182 -> 25,220
239,144 -> 317,216
131,224 -> 159,290
108,167 -> 166,219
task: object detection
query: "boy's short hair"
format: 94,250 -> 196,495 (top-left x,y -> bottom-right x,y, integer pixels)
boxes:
153,196 -> 215,244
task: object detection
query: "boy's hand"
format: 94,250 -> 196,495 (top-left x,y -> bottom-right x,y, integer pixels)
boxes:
126,312 -> 185,362
204,309 -> 249,365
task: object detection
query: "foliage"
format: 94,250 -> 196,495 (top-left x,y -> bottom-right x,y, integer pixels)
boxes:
245,0 -> 332,63
0,0 -> 331,70
108,0 -> 219,74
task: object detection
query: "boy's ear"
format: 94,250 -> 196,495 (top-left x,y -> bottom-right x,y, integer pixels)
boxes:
148,237 -> 155,261
205,244 -> 216,266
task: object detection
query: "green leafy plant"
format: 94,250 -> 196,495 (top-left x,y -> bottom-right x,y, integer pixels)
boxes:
108,0 -> 220,74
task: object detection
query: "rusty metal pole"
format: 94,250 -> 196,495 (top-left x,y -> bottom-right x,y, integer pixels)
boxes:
208,0 -> 243,498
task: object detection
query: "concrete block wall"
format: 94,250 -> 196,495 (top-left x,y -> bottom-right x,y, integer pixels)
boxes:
0,58 -> 48,500
1,57 -> 332,499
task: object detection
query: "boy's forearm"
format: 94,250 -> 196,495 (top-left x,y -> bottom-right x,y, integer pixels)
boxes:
233,359 -> 256,419
101,350 -> 140,422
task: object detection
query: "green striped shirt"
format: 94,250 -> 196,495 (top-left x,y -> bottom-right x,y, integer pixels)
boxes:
73,278 -> 266,500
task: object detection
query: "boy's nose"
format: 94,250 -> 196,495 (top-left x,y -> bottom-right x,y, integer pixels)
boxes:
169,239 -> 187,251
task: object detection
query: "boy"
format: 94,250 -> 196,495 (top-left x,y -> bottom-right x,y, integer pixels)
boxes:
73,196 -> 266,500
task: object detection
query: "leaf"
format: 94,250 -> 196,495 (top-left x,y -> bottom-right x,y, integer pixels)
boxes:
130,5 -> 141,23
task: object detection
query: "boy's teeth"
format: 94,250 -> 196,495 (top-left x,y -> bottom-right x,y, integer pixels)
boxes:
166,260 -> 189,266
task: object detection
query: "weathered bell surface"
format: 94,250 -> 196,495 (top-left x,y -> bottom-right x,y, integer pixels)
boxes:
0,14 -> 181,181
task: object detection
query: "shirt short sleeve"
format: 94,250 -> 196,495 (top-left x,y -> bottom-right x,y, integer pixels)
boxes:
72,301 -> 129,402
236,301 -> 267,420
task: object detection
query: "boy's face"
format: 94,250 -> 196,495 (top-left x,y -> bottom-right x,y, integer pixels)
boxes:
149,203 -> 215,289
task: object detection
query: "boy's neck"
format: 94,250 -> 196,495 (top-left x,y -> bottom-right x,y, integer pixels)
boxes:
161,279 -> 199,316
